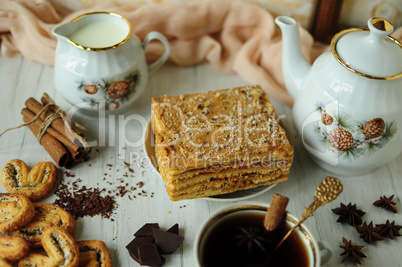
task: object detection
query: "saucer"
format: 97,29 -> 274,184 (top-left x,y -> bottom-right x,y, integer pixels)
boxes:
143,120 -> 278,202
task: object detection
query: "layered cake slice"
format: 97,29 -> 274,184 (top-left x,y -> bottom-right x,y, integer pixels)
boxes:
151,85 -> 293,201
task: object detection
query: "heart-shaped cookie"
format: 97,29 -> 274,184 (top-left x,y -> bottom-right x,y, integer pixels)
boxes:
18,226 -> 79,267
77,240 -> 112,267
1,159 -> 57,201
0,193 -> 35,233
0,258 -> 12,267
12,203 -> 76,248
0,236 -> 30,266
78,250 -> 97,267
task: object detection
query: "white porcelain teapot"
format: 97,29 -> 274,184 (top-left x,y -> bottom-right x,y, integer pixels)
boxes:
53,12 -> 170,111
275,16 -> 402,176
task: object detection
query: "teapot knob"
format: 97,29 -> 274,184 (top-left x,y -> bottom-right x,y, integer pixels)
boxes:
367,17 -> 394,44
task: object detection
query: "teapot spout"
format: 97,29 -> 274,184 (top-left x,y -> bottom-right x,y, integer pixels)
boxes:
275,16 -> 312,100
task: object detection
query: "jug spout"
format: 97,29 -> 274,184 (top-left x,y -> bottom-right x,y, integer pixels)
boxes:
52,22 -> 72,41
275,16 -> 312,100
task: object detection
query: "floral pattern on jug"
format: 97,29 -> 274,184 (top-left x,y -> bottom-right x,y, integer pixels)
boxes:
314,104 -> 397,161
77,70 -> 140,110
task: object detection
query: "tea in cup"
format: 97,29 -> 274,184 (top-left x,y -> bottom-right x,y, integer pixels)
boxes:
194,202 -> 332,267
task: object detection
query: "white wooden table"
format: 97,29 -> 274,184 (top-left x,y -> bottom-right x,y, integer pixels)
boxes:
1,55 -> 401,267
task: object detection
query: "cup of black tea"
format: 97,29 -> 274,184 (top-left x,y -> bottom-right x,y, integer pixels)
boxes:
194,201 -> 332,267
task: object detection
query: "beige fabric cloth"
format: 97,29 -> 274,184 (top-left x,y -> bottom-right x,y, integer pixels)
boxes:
1,0 -> 401,105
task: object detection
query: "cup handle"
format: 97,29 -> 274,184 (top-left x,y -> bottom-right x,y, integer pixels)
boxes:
142,31 -> 170,74
318,241 -> 332,265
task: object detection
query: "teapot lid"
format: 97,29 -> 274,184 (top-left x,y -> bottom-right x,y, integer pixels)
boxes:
331,17 -> 402,80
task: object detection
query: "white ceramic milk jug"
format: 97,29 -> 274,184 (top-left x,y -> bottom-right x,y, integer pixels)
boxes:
53,12 -> 170,110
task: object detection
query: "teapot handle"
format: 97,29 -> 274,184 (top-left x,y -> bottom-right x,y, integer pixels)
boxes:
142,31 -> 170,74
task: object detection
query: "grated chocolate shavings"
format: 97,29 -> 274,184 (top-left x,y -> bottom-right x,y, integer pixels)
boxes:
53,156 -> 153,220
53,186 -> 117,220
64,171 -> 75,177
117,186 -> 129,197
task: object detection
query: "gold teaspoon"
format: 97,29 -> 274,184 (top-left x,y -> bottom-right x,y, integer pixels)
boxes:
270,176 -> 343,256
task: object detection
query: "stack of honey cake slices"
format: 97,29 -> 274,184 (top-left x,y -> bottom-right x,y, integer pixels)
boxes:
151,85 -> 293,201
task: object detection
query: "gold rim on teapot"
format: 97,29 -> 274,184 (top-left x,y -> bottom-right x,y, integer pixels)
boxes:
331,18 -> 402,81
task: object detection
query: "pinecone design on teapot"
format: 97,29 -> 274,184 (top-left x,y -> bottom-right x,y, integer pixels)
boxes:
276,16 -> 402,176
315,104 -> 397,159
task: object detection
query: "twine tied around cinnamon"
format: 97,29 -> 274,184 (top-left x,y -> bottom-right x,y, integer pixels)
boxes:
0,93 -> 89,150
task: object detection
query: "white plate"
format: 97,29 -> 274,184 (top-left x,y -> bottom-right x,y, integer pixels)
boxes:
143,120 -> 278,202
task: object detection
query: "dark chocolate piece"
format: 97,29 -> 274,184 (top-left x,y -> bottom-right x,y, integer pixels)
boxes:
126,236 -> 154,263
166,223 -> 179,235
134,223 -> 160,237
128,250 -> 140,263
152,227 -> 184,254
138,243 -> 164,266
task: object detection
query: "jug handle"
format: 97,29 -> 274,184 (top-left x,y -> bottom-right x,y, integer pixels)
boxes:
142,32 -> 170,74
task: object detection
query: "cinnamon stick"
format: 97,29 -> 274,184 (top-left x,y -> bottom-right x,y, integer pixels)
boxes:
64,158 -> 77,169
21,108 -> 70,168
81,151 -> 90,162
25,98 -> 81,146
22,108 -> 83,160
264,194 -> 289,231
311,0 -> 344,43
40,96 -> 86,138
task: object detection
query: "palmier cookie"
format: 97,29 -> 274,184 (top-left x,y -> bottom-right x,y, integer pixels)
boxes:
12,203 -> 75,248
1,160 -> 57,201
79,250 -> 97,267
0,258 -> 12,267
0,193 -> 35,233
17,253 -> 48,266
0,236 -> 30,264
77,240 -> 113,267
18,226 -> 79,267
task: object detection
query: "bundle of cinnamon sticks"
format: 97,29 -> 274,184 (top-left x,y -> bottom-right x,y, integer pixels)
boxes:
21,95 -> 90,169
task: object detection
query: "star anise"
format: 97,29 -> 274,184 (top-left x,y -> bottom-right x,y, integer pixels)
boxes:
373,195 -> 398,213
339,237 -> 366,265
376,220 -> 402,239
356,221 -> 385,243
233,226 -> 269,255
332,202 -> 366,226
